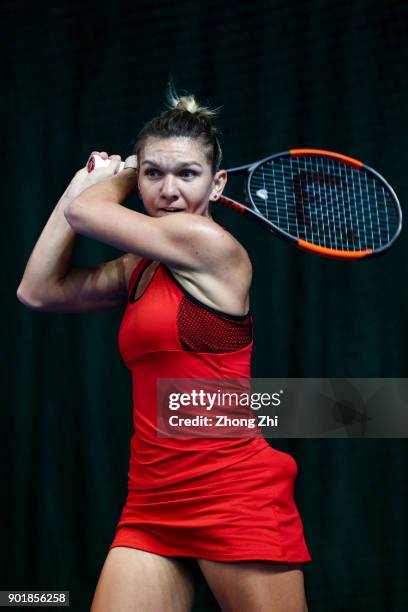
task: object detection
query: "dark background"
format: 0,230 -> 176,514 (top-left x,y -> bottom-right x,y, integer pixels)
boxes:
3,0 -> 408,610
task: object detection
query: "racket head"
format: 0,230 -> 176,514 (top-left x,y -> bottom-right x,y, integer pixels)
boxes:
229,149 -> 402,259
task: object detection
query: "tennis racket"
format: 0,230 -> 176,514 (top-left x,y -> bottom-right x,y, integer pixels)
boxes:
220,149 -> 402,259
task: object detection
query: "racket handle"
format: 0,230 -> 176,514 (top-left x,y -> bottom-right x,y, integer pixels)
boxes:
87,154 -> 125,173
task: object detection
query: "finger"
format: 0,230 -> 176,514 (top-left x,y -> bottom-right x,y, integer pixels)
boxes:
108,156 -> 123,175
100,151 -> 109,159
124,154 -> 138,169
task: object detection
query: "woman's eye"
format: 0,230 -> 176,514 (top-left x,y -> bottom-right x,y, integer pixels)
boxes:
145,168 -> 161,178
144,168 -> 197,179
180,169 -> 197,178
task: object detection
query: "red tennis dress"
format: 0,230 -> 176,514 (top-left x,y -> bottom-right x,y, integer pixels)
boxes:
110,258 -> 311,563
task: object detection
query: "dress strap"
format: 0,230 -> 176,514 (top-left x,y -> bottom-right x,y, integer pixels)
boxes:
128,258 -> 151,300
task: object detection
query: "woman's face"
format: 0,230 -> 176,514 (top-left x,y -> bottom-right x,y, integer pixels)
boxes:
137,136 -> 226,217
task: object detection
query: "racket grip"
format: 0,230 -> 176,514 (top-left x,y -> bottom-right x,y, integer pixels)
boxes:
87,154 -> 126,173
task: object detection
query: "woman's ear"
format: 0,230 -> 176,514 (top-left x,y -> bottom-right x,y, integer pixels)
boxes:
210,169 -> 227,201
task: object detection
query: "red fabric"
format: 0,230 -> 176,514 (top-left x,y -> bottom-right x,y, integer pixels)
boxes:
177,294 -> 252,352
110,258 -> 311,562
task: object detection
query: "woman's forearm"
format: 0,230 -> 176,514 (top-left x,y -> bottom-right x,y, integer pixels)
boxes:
17,193 -> 77,308
72,168 -> 137,207
17,161 -> 137,309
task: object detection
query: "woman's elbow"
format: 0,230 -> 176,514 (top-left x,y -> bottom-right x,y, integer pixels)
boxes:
63,198 -> 80,228
16,285 -> 46,311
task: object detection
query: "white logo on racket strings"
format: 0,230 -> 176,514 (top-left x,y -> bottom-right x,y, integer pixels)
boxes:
256,189 -> 268,200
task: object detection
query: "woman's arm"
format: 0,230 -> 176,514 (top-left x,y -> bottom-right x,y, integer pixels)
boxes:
17,190 -> 78,310
64,174 -> 237,274
17,153 -> 140,313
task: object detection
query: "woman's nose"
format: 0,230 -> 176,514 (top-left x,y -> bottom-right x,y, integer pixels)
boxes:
160,174 -> 179,199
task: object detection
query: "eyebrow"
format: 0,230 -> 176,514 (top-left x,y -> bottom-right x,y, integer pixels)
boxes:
141,160 -> 203,169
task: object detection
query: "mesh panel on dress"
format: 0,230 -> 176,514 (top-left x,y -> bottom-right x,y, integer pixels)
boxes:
177,296 -> 252,353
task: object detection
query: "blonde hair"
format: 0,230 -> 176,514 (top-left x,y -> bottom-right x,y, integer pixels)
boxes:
134,85 -> 222,173
167,83 -> 218,119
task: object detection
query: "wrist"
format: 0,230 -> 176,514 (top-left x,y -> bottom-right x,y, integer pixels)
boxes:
112,169 -> 137,196
74,171 -> 136,205
122,167 -> 138,177
58,191 -> 77,209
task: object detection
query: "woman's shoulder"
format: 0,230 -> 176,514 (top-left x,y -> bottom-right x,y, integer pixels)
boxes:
168,217 -> 252,314
186,213 -> 252,267
210,219 -> 252,278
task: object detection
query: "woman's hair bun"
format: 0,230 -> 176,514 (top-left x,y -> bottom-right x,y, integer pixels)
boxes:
167,84 -> 217,120
134,83 -> 222,173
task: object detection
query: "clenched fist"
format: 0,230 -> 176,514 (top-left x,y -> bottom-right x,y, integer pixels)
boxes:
64,151 -> 129,201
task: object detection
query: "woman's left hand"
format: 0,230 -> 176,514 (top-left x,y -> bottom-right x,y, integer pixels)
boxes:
64,152 -> 123,201
123,154 -> 138,170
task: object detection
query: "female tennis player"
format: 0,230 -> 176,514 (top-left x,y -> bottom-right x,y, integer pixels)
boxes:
17,90 -> 311,612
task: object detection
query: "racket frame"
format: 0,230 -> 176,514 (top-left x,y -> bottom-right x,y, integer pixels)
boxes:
219,149 -> 402,259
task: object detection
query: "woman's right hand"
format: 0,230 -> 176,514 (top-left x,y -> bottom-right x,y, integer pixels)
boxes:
64,151 -> 123,201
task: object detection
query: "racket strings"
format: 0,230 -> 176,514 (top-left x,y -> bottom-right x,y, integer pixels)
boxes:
249,156 -> 398,251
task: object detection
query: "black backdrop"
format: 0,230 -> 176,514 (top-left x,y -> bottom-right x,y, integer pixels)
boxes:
3,1 -> 408,610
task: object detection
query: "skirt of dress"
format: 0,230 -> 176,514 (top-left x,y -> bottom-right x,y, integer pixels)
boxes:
110,443 -> 311,563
